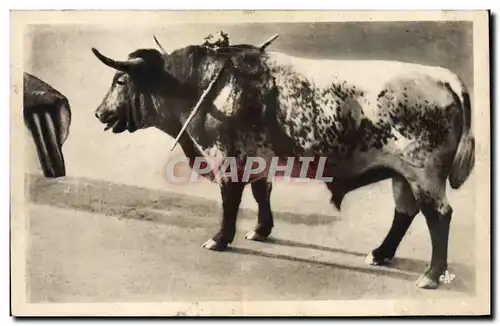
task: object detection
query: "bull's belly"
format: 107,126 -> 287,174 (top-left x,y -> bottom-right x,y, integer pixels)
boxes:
275,125 -> 423,181
196,140 -> 404,184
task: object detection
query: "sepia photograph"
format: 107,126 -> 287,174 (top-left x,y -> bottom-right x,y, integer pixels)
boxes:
10,10 -> 490,316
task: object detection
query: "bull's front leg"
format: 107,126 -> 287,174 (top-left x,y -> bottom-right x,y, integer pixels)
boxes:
202,181 -> 246,251
365,176 -> 418,265
245,179 -> 274,241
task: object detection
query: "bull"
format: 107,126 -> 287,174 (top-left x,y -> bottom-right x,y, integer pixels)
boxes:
91,36 -> 475,290
23,73 -> 72,178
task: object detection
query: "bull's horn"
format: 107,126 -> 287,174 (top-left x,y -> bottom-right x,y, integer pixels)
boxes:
91,48 -> 145,72
153,35 -> 168,55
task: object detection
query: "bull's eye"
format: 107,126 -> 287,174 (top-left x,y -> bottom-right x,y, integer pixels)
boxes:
116,79 -> 125,86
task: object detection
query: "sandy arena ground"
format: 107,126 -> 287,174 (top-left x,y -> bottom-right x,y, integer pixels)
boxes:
25,173 -> 476,303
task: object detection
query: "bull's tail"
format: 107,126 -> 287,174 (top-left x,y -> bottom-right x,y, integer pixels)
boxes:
448,86 -> 475,189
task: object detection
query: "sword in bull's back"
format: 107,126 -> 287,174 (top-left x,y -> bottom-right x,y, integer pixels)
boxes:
169,34 -> 279,152
258,34 -> 279,52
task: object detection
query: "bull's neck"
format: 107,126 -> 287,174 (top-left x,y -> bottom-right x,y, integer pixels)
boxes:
153,59 -> 226,140
143,91 -> 204,161
149,56 -> 230,156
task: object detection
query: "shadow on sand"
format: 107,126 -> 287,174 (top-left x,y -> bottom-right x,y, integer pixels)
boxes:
229,237 -> 476,294
26,174 -> 340,228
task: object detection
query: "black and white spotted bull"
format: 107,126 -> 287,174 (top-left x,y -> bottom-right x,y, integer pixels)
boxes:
24,73 -> 72,178
91,38 -> 475,289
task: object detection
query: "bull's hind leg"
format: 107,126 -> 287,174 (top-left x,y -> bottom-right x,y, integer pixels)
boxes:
413,181 -> 454,289
202,181 -> 246,251
366,175 -> 419,266
245,179 -> 274,241
404,171 -> 453,289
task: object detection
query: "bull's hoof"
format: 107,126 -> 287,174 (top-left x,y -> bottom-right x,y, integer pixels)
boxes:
202,239 -> 228,251
244,230 -> 269,242
365,251 -> 394,266
439,270 -> 456,284
416,274 -> 439,289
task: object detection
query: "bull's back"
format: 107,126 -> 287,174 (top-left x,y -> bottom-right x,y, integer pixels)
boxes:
265,52 -> 463,156
266,52 -> 459,95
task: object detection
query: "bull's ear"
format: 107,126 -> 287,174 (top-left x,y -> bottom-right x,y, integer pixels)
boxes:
92,48 -> 145,72
126,49 -> 168,77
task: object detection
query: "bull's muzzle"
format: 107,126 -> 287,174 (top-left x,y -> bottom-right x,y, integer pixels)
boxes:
94,105 -> 116,124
